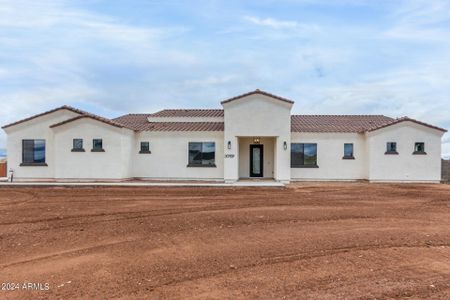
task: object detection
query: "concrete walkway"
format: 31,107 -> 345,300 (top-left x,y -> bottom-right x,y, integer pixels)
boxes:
0,180 -> 285,187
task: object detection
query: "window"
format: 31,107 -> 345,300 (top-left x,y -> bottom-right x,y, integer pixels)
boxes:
72,139 -> 84,152
385,142 -> 398,154
188,142 -> 216,167
343,143 -> 354,159
291,143 -> 318,167
21,139 -> 46,166
91,139 -> 104,152
139,141 -> 151,154
413,142 -> 426,155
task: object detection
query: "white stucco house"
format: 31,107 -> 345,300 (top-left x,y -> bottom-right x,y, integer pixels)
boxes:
2,89 -> 447,183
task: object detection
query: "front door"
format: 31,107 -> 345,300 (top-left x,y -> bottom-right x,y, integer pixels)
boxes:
250,144 -> 263,177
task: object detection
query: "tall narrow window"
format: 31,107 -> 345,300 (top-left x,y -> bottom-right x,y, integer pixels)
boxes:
343,143 -> 354,159
291,143 -> 318,167
92,139 -> 104,152
21,139 -> 46,165
385,142 -> 398,154
140,141 -> 151,154
413,142 -> 426,155
72,139 -> 84,152
188,142 -> 216,167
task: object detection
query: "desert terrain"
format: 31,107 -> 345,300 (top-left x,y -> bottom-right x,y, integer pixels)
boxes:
0,182 -> 450,299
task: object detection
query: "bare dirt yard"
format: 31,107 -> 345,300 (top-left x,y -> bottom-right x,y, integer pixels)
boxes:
1,183 -> 450,299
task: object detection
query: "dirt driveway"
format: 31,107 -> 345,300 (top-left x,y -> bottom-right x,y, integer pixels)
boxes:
0,183 -> 450,299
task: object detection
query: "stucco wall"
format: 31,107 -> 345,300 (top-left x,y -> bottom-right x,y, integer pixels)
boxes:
367,121 -> 443,182
290,132 -> 368,181
223,95 -> 292,182
52,118 -> 134,180
4,109 -> 81,180
442,159 -> 450,182
132,131 -> 224,180
238,137 -> 275,178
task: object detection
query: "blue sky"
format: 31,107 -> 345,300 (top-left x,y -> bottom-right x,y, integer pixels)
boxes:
0,0 -> 449,157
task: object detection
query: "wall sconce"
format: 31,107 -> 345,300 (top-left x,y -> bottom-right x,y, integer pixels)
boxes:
253,137 -> 260,144
227,141 -> 231,149
283,141 -> 287,150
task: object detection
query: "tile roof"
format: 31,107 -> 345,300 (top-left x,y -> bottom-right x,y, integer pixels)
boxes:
367,116 -> 447,133
291,115 -> 395,133
113,114 -> 151,130
113,114 -> 224,131
2,105 -> 86,129
149,109 -> 224,118
221,89 -> 294,105
50,115 -> 125,129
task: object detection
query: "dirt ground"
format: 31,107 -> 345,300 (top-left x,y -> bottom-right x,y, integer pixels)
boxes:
1,183 -> 450,299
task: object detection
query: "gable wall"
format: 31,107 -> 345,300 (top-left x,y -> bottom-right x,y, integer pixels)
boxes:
52,119 -> 134,180
223,95 -> 292,182
4,110 -> 80,180
367,121 -> 443,182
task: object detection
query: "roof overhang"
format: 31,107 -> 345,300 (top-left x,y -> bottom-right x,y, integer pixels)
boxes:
220,89 -> 294,105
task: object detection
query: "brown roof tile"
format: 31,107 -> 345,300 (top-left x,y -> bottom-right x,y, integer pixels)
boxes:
291,115 -> 394,133
113,114 -> 151,130
221,89 -> 294,105
50,115 -> 125,129
113,114 -> 223,131
2,105 -> 86,129
149,109 -> 223,118
367,116 -> 447,133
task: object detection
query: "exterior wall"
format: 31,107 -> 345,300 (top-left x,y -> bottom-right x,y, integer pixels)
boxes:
238,137 -> 275,179
52,118 -> 134,180
291,132 -> 368,181
367,121 -> 443,182
3,110 -> 81,180
442,159 -> 450,182
223,95 -> 292,182
132,131 -> 224,180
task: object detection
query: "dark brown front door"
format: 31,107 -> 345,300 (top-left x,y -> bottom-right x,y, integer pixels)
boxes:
250,144 -> 263,177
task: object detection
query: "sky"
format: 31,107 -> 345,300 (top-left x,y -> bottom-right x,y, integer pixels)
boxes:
0,0 -> 449,157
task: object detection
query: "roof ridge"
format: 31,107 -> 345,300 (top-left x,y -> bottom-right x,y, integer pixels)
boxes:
221,89 -> 294,105
292,114 -> 392,117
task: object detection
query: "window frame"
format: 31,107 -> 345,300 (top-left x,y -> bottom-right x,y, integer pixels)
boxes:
72,138 -> 85,152
385,142 -> 398,155
291,143 -> 318,168
139,141 -> 151,154
20,139 -> 47,166
413,142 -> 426,155
91,139 -> 105,152
187,142 -> 216,167
343,143 -> 355,159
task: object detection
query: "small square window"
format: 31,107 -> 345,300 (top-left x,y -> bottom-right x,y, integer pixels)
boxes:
139,141 -> 151,154
72,139 -> 84,152
385,142 -> 398,154
92,139 -> 104,152
413,142 -> 426,155
343,143 -> 354,159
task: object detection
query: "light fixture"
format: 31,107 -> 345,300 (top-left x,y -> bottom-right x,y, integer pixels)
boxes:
227,141 -> 231,149
253,137 -> 260,144
283,141 -> 287,150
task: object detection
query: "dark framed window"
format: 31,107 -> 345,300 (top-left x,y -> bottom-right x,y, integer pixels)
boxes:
343,143 -> 354,159
72,139 -> 84,152
91,139 -> 104,152
139,141 -> 151,154
413,142 -> 426,155
385,142 -> 398,154
21,139 -> 47,166
291,143 -> 318,167
188,142 -> 216,167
